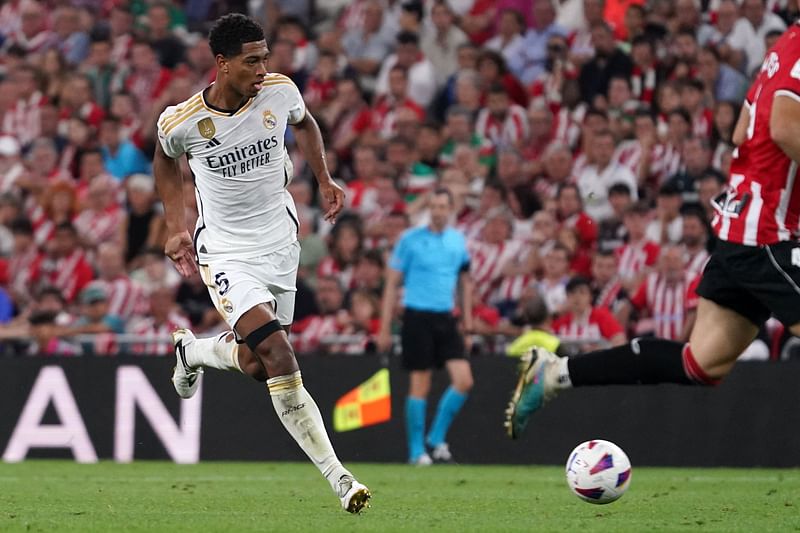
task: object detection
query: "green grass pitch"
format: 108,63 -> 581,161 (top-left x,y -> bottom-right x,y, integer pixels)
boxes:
1,461 -> 799,532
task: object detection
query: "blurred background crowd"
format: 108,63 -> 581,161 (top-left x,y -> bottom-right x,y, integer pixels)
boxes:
0,0 -> 797,358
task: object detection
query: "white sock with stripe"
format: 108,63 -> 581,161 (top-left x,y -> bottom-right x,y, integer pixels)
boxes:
267,371 -> 350,492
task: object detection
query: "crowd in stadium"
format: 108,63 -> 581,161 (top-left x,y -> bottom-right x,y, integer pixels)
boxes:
0,0 -> 796,358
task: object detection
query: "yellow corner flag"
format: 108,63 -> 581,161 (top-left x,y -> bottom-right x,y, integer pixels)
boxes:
333,368 -> 391,432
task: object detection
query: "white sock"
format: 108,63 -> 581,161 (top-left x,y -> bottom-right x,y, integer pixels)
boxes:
186,331 -> 242,372
267,371 -> 350,492
556,356 -> 572,388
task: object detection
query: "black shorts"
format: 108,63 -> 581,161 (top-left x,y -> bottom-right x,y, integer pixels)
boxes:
400,309 -> 466,371
697,240 -> 800,327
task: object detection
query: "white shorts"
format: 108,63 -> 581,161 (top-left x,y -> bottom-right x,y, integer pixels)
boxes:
199,241 -> 300,329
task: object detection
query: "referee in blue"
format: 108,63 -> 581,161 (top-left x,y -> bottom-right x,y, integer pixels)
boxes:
378,188 -> 475,465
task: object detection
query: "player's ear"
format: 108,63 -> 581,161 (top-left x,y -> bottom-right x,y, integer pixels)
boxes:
215,54 -> 229,73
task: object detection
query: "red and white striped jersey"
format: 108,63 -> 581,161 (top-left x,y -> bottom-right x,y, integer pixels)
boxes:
552,307 -> 624,343
467,239 -> 526,304
291,314 -> 340,353
614,140 -> 682,186
714,23 -> 800,246
316,256 -> 356,291
616,240 -> 660,284
630,272 -> 698,341
495,273 -> 533,303
8,245 -> 42,297
73,206 -> 124,248
39,250 -> 95,303
129,312 -> 192,355
100,276 -> 148,321
475,105 -> 529,147
2,91 -> 46,146
685,248 -> 710,275
593,278 -> 626,312
691,108 -> 713,139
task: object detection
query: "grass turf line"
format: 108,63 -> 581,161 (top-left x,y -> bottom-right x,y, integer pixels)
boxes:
1,461 -> 799,532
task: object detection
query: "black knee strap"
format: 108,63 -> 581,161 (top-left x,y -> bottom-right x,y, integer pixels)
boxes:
245,319 -> 283,351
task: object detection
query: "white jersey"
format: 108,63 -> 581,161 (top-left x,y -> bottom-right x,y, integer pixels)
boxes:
157,73 -> 304,263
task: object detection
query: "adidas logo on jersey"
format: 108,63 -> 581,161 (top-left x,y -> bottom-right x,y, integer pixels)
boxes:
205,137 -> 222,148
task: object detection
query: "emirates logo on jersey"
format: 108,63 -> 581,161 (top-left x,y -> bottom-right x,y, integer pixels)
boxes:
263,110 -> 277,129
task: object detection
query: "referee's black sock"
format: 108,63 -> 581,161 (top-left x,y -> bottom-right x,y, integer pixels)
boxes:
566,338 -> 720,387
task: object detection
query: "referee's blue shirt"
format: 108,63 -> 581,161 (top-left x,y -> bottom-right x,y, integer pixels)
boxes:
389,226 -> 470,313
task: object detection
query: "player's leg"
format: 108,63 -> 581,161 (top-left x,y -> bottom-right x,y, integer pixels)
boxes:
506,246 -> 771,438
402,310 -> 437,465
236,302 -> 369,513
426,316 -> 473,461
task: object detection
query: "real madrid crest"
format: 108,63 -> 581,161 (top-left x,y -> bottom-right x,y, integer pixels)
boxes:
263,110 -> 277,130
197,117 -> 216,139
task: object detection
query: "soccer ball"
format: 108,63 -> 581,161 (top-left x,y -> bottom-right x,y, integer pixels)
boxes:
565,439 -> 631,504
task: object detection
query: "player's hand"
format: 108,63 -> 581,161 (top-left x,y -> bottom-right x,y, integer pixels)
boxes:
320,178 -> 345,223
376,330 -> 393,354
164,230 -> 198,278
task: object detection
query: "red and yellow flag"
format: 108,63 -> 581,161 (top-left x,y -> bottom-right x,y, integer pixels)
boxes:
333,368 -> 391,432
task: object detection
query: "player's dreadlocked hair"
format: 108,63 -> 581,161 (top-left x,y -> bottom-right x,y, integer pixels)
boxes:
208,14 -> 265,58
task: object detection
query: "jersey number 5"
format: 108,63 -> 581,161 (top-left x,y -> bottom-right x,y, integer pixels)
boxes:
215,272 -> 230,296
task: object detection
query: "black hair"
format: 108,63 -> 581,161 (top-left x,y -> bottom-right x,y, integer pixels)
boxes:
668,107 -> 692,125
433,187 -> 455,206
500,8 -> 526,30
608,182 -> 632,197
631,34 -> 654,49
208,14 -> 265,58
487,82 -> 507,95
9,217 -> 33,235
55,221 -> 77,235
682,78 -> 705,93
658,180 -> 682,196
556,182 -> 581,199
37,285 -> 66,304
396,30 -> 420,46
479,49 -> 508,75
361,249 -> 385,268
520,295 -> 549,326
401,1 -> 424,21
566,276 -> 591,294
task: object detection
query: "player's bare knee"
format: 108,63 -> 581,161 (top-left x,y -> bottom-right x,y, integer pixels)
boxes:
452,373 -> 473,393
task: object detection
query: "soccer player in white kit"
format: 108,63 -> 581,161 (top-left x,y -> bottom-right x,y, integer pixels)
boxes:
153,14 -> 370,513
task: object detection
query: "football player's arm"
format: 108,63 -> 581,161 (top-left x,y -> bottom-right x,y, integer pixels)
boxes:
292,111 -> 345,222
377,267 -> 403,353
770,94 -> 800,162
732,101 -> 750,146
153,141 -> 197,277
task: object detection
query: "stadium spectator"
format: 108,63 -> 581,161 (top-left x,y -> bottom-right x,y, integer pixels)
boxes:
73,175 -> 124,249
292,275 -> 346,353
475,83 -> 528,148
0,136 -> 25,193
27,310 -> 80,356
375,31 -> 436,108
697,46 -> 747,104
552,276 -> 626,352
508,0 -> 566,85
537,243 -> 571,314
728,0 -> 786,76
145,2 -> 186,69
578,22 -> 633,105
129,286 -> 191,355
681,209 -> 711,275
122,174 -> 166,265
575,129 -> 638,222
616,202 -> 660,291
597,183 -> 632,253
65,282 -> 125,356
372,66 -> 426,140
645,182 -> 683,245
484,9 -> 526,66
628,244 -> 696,341
422,1 -> 469,89
590,250 -> 629,327
99,116 -> 151,180
94,242 -> 146,322
53,5 -> 89,66
38,222 -> 94,304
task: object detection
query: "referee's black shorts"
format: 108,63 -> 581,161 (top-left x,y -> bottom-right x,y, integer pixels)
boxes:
697,240 -> 800,327
400,308 -> 466,371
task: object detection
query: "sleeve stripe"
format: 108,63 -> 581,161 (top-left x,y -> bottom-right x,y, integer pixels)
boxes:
774,89 -> 800,103
158,95 -> 202,130
163,105 -> 204,135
